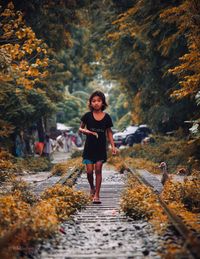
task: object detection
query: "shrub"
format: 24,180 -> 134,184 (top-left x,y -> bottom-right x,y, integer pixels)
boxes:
0,150 -> 17,182
0,183 -> 89,258
120,175 -> 168,232
15,157 -> 51,172
71,149 -> 82,158
41,184 -> 89,220
51,157 -> 83,176
161,177 -> 200,212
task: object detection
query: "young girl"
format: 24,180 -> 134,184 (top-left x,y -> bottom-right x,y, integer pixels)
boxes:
79,90 -> 117,204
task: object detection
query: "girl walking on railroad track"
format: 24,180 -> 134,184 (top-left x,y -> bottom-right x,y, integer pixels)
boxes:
79,90 -> 117,204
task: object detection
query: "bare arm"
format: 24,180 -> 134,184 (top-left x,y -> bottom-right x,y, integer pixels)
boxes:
79,122 -> 98,137
106,128 -> 117,154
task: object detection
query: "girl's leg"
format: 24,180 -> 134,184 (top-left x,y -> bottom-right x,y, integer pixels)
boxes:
94,161 -> 103,200
86,164 -> 95,193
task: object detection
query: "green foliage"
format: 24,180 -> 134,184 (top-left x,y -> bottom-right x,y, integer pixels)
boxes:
71,149 -> 83,158
116,112 -> 132,129
72,91 -> 90,100
0,149 -> 51,183
88,0 -> 198,133
15,157 -> 51,172
0,150 -> 16,182
108,87 -> 131,127
57,94 -> 86,129
0,2 -> 61,148
0,85 -> 56,134
14,0 -> 97,92
160,0 -> 200,99
51,157 -> 83,176
1,0 -> 199,161
0,1 -> 97,150
11,180 -> 37,205
117,135 -> 200,172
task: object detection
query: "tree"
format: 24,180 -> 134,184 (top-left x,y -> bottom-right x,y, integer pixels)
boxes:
0,2 -> 59,151
0,2 -> 49,90
160,0 -> 200,138
88,0 -> 198,133
160,0 -> 200,99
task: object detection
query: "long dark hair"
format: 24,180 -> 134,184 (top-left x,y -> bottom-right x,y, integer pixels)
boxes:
88,90 -> 108,111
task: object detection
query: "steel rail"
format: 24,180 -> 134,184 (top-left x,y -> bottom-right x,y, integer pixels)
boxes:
0,166 -> 82,254
127,166 -> 200,259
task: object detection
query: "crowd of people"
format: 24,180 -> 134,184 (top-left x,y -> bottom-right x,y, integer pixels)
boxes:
35,131 -> 83,160
14,130 -> 83,161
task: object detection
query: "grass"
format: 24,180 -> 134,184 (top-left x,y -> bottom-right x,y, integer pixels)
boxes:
113,135 -> 200,174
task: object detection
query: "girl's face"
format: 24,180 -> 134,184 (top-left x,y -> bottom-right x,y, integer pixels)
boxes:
91,95 -> 103,111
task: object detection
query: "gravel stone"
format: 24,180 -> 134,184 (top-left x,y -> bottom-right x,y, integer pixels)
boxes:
34,165 -> 161,258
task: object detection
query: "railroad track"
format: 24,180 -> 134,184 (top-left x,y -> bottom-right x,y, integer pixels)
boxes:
36,165 -> 162,258
127,166 -> 200,259
2,162 -> 199,258
0,166 -> 82,254
31,166 -> 81,195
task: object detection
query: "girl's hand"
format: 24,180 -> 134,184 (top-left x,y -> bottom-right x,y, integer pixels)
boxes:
91,131 -> 98,138
112,146 -> 117,155
82,129 -> 98,138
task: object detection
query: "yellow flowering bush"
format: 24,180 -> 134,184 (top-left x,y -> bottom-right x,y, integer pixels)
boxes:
11,180 -> 38,205
107,155 -> 129,173
0,151 -> 51,182
125,157 -> 160,174
121,175 -> 168,232
0,193 -> 30,236
41,184 -> 89,220
161,178 -> 200,232
115,136 -> 200,172
161,177 -> 200,212
29,200 -> 58,238
0,181 -> 89,258
51,157 -> 84,176
15,157 -> 51,172
108,154 -> 160,174
0,150 -> 17,182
